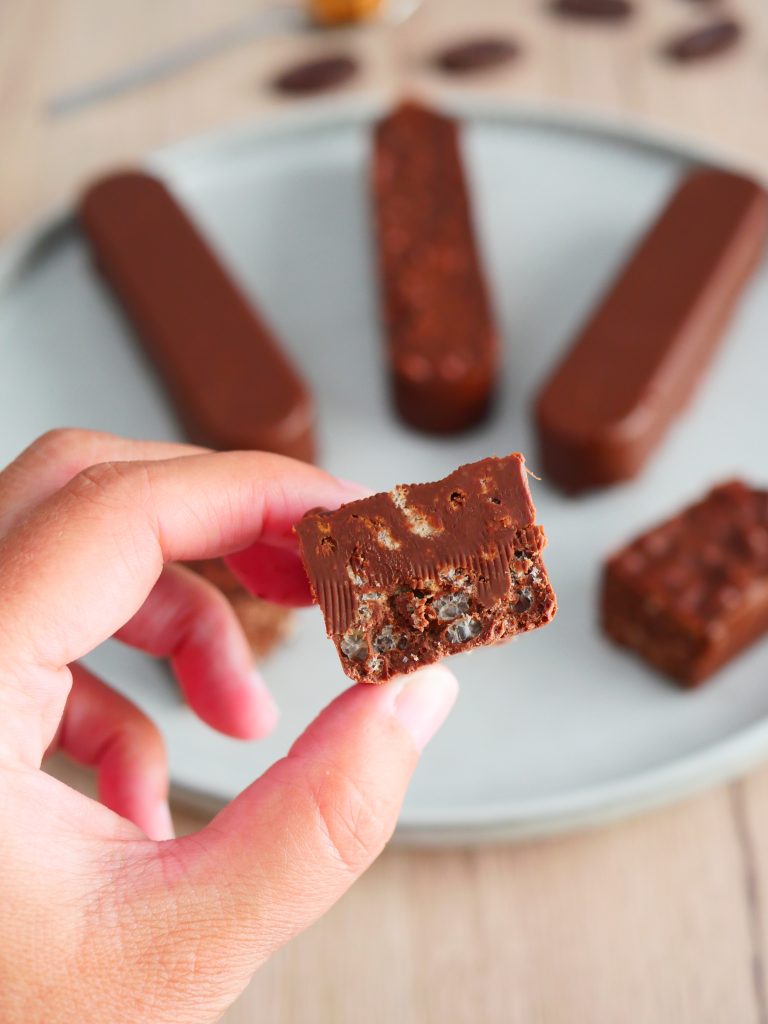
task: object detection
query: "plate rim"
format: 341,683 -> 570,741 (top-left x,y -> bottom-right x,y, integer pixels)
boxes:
6,95 -> 768,843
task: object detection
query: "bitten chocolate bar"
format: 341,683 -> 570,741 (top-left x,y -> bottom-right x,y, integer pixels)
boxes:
372,101 -> 499,434
536,168 -> 768,493
602,482 -> 768,687
296,454 -> 556,683
79,171 -> 315,462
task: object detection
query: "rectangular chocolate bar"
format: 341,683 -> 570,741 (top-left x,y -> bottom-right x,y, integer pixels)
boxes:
296,455 -> 556,683
536,168 -> 768,492
602,481 -> 768,686
79,171 -> 315,462
372,101 -> 499,434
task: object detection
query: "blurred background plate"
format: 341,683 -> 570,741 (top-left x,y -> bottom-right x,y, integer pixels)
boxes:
2,97 -> 767,843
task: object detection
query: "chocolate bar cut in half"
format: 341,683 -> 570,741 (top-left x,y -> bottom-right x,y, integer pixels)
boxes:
602,481 -> 768,686
296,455 -> 556,683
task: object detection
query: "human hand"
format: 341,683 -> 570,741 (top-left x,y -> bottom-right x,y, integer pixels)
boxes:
0,429 -> 458,1024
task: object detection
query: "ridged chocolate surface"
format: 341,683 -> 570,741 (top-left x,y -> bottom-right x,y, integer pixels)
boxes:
536,168 -> 768,493
296,455 -> 556,683
79,171 -> 316,462
372,101 -> 499,434
603,481 -> 768,686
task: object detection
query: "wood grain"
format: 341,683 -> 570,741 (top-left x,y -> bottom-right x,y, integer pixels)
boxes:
3,1 -> 768,1020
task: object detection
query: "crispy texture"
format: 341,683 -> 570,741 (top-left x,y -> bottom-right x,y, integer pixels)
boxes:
602,482 -> 768,686
296,455 -> 556,683
372,101 -> 499,434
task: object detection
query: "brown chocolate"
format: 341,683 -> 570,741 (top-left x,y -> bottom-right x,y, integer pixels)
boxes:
602,482 -> 768,687
435,37 -> 519,74
663,19 -> 742,62
372,101 -> 499,434
295,454 -> 556,683
187,559 -> 293,660
551,0 -> 633,20
79,171 -> 315,462
272,55 -> 358,95
535,168 -> 768,493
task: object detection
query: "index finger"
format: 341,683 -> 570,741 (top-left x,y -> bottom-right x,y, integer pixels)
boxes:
0,450 -> 363,675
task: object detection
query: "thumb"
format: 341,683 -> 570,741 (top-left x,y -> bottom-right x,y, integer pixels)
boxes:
132,665 -> 457,1016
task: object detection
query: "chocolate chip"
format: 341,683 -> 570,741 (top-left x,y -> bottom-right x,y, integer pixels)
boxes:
435,37 -> 519,74
272,55 -> 358,95
663,19 -> 741,61
551,0 -> 633,20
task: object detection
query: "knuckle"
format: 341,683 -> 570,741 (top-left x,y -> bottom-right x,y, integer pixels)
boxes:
64,460 -> 149,510
307,764 -> 392,875
25,427 -> 92,465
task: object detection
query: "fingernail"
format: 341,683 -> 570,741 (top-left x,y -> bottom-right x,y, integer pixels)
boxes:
147,800 -> 175,842
249,671 -> 280,735
392,665 -> 459,752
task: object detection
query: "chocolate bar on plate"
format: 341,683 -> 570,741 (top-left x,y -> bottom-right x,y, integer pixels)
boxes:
602,481 -> 768,686
80,171 -> 316,462
536,168 -> 768,493
372,101 -> 499,434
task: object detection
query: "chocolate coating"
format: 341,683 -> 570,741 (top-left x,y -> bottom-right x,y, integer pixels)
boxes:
296,454 -> 556,683
372,101 -> 499,434
435,37 -> 519,74
551,0 -> 633,20
602,482 -> 768,687
536,168 -> 768,493
663,19 -> 742,62
272,55 -> 358,94
79,171 -> 315,462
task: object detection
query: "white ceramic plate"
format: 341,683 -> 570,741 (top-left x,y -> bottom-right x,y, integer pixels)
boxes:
2,98 -> 768,844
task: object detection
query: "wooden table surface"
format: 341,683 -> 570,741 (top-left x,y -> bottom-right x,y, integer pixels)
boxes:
3,1 -> 768,1020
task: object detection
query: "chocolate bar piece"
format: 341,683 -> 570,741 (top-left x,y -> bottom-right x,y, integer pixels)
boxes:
602,482 -> 768,687
435,37 -> 519,74
296,454 -> 556,683
663,20 -> 742,62
188,559 -> 293,660
272,55 -> 358,94
551,0 -> 633,20
536,169 -> 768,493
79,171 -> 315,462
372,102 -> 499,434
